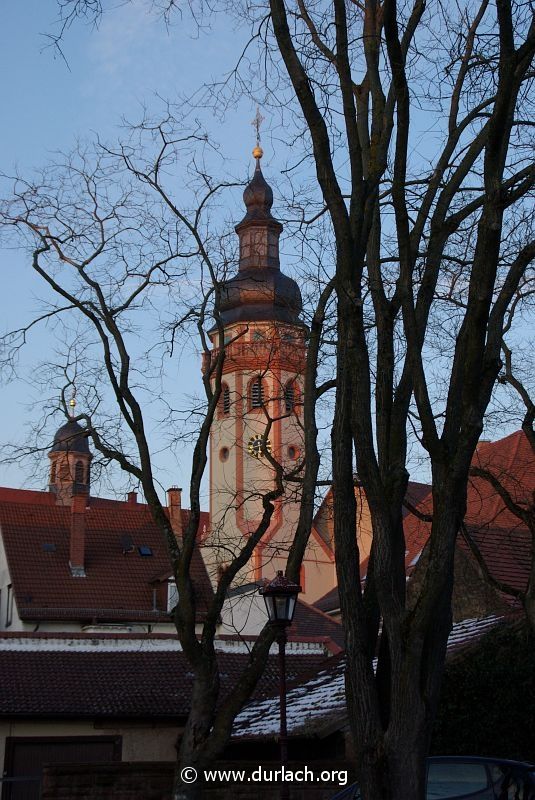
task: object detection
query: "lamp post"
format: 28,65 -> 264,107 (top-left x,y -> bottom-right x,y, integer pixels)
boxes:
260,571 -> 301,800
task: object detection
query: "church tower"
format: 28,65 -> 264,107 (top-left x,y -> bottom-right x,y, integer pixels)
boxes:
205,145 -> 306,585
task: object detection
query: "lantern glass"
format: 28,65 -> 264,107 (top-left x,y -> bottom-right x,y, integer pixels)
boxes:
286,594 -> 297,623
274,595 -> 290,622
263,594 -> 277,623
259,571 -> 301,626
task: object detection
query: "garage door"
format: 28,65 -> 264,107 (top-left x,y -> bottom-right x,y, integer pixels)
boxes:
2,736 -> 121,800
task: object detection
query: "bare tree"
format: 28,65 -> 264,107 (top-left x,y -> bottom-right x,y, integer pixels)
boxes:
7,1 -> 535,798
0,121 -> 330,799
263,2 -> 535,799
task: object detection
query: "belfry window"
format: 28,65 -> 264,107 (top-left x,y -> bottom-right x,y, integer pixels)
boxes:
284,381 -> 296,413
222,384 -> 231,415
75,461 -> 85,483
250,377 -> 264,409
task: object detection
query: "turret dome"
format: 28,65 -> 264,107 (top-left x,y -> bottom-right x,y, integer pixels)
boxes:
50,420 -> 90,454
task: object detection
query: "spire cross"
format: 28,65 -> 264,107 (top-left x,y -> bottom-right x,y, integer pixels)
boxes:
252,107 -> 265,146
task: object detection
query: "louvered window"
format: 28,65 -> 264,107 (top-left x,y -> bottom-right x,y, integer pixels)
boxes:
284,381 -> 295,413
251,377 -> 264,409
222,384 -> 230,414
75,461 -> 85,483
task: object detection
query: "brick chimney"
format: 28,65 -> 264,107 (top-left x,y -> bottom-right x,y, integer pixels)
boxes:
127,491 -> 138,505
167,487 -> 183,537
70,493 -> 87,577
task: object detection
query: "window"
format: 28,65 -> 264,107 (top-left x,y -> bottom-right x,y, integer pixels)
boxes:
222,384 -> 231,415
250,376 -> 264,409
6,584 -> 13,627
167,580 -> 179,612
75,460 -> 85,483
50,462 -> 56,483
427,761 -> 489,798
59,461 -> 70,480
489,763 -> 528,799
284,381 -> 296,413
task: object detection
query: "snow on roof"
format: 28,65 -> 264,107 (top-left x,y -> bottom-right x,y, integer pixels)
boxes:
234,652 -> 347,739
233,614 -> 506,739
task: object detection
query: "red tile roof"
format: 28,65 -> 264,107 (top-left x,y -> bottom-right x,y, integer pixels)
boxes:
290,599 -> 344,651
0,646 -> 328,719
0,488 -> 213,623
402,430 -> 533,597
314,432 -> 532,614
466,430 -> 535,528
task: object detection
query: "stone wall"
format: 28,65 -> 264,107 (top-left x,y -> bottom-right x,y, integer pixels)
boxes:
41,761 -> 352,800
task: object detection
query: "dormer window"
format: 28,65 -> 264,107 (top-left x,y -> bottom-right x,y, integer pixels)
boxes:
167,580 -> 179,612
5,584 -> 13,627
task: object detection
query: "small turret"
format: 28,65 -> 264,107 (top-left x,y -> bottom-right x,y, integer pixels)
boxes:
48,396 -> 92,506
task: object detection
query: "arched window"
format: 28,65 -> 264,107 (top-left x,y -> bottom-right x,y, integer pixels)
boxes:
222,384 -> 230,415
284,381 -> 296,413
250,376 -> 264,409
59,461 -> 70,480
50,462 -> 56,484
75,461 -> 85,483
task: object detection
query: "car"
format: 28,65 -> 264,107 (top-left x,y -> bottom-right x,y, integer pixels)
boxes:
332,756 -> 535,799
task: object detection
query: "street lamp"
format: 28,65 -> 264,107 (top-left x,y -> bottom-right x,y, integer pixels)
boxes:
260,571 -> 301,799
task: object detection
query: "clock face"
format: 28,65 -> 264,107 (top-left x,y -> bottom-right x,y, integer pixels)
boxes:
247,435 -> 272,458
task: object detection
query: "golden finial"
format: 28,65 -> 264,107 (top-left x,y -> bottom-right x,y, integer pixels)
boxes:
69,388 -> 76,417
251,107 -> 265,160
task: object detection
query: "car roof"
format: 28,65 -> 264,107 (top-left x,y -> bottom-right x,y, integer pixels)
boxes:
429,756 -> 535,769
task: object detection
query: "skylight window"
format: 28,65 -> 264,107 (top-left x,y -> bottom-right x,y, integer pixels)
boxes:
138,546 -> 153,557
42,543 -> 57,553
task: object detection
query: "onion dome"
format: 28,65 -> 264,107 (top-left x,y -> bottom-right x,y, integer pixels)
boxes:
239,158 -> 279,225
50,420 -> 90,454
219,151 -> 303,326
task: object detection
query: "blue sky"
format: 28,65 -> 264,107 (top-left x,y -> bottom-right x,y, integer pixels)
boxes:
0,0 -> 263,495
1,2 -> 526,497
